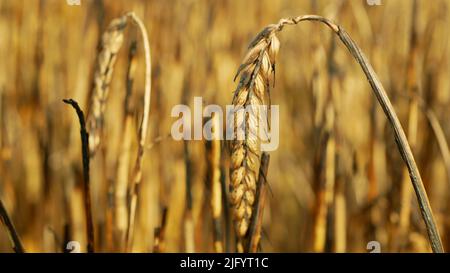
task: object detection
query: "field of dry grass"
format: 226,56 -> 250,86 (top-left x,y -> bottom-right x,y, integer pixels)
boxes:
1,0 -> 450,253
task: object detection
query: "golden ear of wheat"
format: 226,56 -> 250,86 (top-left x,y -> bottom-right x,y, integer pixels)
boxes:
87,16 -> 127,155
230,25 -> 279,250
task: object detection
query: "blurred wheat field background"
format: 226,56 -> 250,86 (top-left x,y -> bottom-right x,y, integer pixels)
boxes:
1,0 -> 450,253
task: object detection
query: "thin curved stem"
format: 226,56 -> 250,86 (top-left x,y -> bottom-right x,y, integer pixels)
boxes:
63,98 -> 95,253
126,12 -> 152,149
275,15 -> 443,253
124,12 -> 152,251
421,104 -> 450,188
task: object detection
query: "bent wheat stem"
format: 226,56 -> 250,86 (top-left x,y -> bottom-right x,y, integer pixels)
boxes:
125,12 -> 152,251
237,15 -> 443,253
63,98 -> 95,253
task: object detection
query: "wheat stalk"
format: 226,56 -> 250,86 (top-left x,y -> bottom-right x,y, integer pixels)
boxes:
84,12 -> 152,251
113,39 -> 137,251
230,24 -> 279,252
235,15 -> 443,253
205,114 -> 224,252
423,105 -> 450,188
0,199 -> 25,253
125,12 -> 152,251
183,140 -> 195,253
63,98 -> 95,253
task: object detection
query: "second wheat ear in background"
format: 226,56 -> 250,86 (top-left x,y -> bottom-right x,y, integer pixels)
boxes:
87,16 -> 127,156
85,12 -> 152,252
231,15 -> 444,253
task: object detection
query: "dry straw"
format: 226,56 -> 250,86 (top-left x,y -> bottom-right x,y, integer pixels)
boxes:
232,15 -> 444,253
